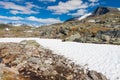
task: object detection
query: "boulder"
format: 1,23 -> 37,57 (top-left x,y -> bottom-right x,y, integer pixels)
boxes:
65,33 -> 81,41
87,71 -> 107,80
20,40 -> 40,48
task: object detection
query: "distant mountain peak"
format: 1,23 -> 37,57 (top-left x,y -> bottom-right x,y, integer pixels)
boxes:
65,6 -> 119,22
92,6 -> 119,16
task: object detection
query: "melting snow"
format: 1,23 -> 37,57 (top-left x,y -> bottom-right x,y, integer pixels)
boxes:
0,38 -> 120,80
5,28 -> 10,31
118,8 -> 120,11
78,13 -> 92,20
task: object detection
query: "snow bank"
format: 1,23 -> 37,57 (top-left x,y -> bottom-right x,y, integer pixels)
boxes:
117,8 -> 120,11
78,13 -> 92,20
0,38 -> 120,80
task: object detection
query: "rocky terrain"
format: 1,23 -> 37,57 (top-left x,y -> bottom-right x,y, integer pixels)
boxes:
38,9 -> 120,45
0,6 -> 120,45
0,40 -> 107,80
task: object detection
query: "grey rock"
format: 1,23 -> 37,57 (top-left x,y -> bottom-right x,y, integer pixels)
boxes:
65,33 -> 81,41
87,71 -> 107,80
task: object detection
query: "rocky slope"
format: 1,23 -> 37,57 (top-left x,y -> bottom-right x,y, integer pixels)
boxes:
0,7 -> 120,45
0,40 -> 107,80
38,11 -> 120,45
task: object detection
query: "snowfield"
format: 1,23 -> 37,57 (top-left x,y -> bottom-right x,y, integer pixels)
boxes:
78,13 -> 92,20
0,38 -> 120,80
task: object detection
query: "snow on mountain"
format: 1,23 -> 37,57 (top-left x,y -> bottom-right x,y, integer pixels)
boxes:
13,23 -> 23,27
7,23 -> 24,27
0,38 -> 120,80
78,13 -> 92,20
7,23 -> 39,27
5,28 -> 10,31
118,8 -> 120,11
76,7 -> 120,21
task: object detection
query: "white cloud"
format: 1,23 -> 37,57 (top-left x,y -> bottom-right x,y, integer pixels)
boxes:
47,0 -> 100,16
4,0 -> 24,2
0,15 -> 62,26
89,2 -> 99,6
39,0 -> 56,2
47,0 -> 88,14
26,16 -> 62,24
0,1 -> 40,14
0,15 -> 23,20
89,0 -> 99,7
68,9 -> 87,16
89,0 -> 98,3
10,10 -> 20,15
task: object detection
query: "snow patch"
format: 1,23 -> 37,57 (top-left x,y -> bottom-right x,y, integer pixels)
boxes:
0,38 -> 120,80
5,28 -> 10,31
78,13 -> 92,20
117,8 -> 120,11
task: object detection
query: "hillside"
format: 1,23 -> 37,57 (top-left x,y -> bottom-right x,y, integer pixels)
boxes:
0,6 -> 120,45
38,11 -> 120,45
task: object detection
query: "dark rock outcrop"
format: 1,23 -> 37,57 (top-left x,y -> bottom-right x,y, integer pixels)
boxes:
93,6 -> 119,16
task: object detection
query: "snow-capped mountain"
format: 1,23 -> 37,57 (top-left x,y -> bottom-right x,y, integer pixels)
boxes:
7,22 -> 38,27
66,6 -> 120,21
7,23 -> 23,27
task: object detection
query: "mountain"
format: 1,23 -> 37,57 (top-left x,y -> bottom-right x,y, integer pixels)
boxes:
7,23 -> 24,27
92,6 -> 120,16
66,6 -> 120,21
7,22 -> 35,27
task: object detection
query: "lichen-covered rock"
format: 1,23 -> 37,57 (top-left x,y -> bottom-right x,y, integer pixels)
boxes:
20,40 -> 40,48
65,33 -> 81,41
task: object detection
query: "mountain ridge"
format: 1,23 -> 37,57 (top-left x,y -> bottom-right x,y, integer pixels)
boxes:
66,6 -> 120,21
92,6 -> 120,16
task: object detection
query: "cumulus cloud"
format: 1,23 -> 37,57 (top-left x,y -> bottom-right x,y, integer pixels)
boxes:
26,16 -> 62,24
89,2 -> 99,6
0,15 -> 62,25
0,1 -> 40,14
0,15 -> 24,20
89,0 -> 99,6
4,0 -> 24,2
89,0 -> 98,3
39,0 -> 56,2
47,0 -> 99,16
68,9 -> 87,16
47,0 -> 88,14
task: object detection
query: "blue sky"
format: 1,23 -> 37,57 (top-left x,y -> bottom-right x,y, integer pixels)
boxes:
0,0 -> 120,26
